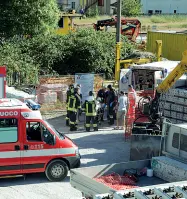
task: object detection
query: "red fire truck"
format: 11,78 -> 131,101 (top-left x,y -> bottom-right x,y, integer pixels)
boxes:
0,98 -> 81,181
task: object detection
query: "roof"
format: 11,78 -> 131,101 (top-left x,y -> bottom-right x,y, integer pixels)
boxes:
129,61 -> 180,71
0,98 -> 26,109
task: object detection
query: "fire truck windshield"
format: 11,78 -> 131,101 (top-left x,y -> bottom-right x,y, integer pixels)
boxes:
45,121 -> 65,140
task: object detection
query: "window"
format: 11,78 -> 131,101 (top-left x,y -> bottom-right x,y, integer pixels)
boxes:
148,10 -> 153,15
180,134 -> 187,152
172,133 -> 179,149
0,118 -> 18,143
26,122 -> 51,142
155,10 -> 162,14
71,2 -> 75,9
172,133 -> 187,152
98,0 -> 104,6
58,17 -> 64,28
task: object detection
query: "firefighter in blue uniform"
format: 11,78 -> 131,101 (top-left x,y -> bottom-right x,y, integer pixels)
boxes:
66,84 -> 75,126
83,91 -> 98,132
67,87 -> 81,131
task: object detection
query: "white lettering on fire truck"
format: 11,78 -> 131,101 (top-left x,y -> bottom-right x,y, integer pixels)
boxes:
0,111 -> 18,117
30,144 -> 44,150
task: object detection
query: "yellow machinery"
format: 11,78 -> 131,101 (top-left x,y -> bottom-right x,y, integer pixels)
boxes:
56,11 -> 83,35
115,40 -> 163,81
156,50 -> 187,94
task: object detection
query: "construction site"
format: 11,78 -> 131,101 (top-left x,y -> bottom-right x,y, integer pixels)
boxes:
1,0 -> 187,199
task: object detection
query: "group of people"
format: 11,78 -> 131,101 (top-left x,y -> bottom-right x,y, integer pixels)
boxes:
66,84 -> 98,132
66,83 -> 136,132
97,84 -> 137,130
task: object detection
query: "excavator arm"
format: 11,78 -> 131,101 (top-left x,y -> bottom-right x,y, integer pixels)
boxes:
149,50 -> 187,121
93,17 -> 141,42
156,50 -> 187,94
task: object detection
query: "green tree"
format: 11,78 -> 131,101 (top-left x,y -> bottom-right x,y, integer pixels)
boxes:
0,29 -> 135,82
122,0 -> 142,16
0,0 -> 60,38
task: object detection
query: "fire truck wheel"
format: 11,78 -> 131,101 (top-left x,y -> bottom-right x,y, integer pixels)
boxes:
45,160 -> 68,182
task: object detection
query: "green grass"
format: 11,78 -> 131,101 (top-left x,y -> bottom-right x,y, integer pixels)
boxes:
149,15 -> 187,23
74,15 -> 187,31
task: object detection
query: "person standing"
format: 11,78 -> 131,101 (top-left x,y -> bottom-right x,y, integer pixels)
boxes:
106,85 -> 116,125
66,84 -> 74,126
67,88 -> 81,131
82,91 -> 98,132
128,85 -> 137,108
115,91 -> 129,130
76,84 -> 82,123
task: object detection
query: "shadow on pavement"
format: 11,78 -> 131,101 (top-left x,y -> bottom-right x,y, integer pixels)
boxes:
0,174 -> 70,187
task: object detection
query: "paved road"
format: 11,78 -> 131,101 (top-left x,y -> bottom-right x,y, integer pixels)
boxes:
0,115 -> 130,199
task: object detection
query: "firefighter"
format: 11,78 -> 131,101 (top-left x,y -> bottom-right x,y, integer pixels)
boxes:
83,91 -> 98,132
67,88 -> 81,131
66,84 -> 74,126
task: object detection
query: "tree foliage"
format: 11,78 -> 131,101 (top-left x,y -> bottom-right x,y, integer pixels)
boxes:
122,0 -> 142,16
0,0 -> 59,38
0,29 -> 135,83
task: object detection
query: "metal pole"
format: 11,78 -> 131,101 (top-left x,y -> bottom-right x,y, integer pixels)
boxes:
116,0 -> 122,43
115,0 -> 122,81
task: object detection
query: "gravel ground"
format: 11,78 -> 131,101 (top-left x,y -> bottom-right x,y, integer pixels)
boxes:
0,113 -> 130,199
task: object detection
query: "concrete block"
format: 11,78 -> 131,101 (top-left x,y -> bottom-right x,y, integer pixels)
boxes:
178,98 -> 185,104
163,110 -> 170,117
176,105 -> 183,112
164,102 -> 171,110
152,156 -> 187,182
184,107 -> 187,114
171,111 -> 177,118
177,112 -> 183,120
171,104 -> 177,111
183,114 -> 187,121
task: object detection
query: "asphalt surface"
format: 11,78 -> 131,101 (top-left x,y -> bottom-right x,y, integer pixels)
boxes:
0,114 -> 130,199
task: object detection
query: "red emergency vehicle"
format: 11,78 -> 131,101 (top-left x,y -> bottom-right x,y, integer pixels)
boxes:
0,98 -> 81,181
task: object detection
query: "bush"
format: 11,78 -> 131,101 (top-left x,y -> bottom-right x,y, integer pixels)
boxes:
0,28 -> 135,83
53,28 -> 135,79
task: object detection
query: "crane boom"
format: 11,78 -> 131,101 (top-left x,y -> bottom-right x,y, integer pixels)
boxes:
156,50 -> 187,94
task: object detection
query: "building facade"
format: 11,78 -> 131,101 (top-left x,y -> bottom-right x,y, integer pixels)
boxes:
141,0 -> 187,14
58,0 -> 116,15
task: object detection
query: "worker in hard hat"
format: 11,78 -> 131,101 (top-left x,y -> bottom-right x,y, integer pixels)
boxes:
82,91 -> 98,132
66,84 -> 74,126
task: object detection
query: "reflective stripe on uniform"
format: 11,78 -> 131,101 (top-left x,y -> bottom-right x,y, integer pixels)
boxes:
85,124 -> 91,127
0,148 -> 77,159
93,124 -> 97,127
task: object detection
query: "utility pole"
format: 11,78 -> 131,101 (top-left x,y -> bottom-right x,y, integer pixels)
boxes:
115,0 -> 122,81
116,0 -> 122,43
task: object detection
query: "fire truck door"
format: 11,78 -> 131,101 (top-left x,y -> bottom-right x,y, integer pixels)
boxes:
0,118 -> 21,175
22,121 -> 56,172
